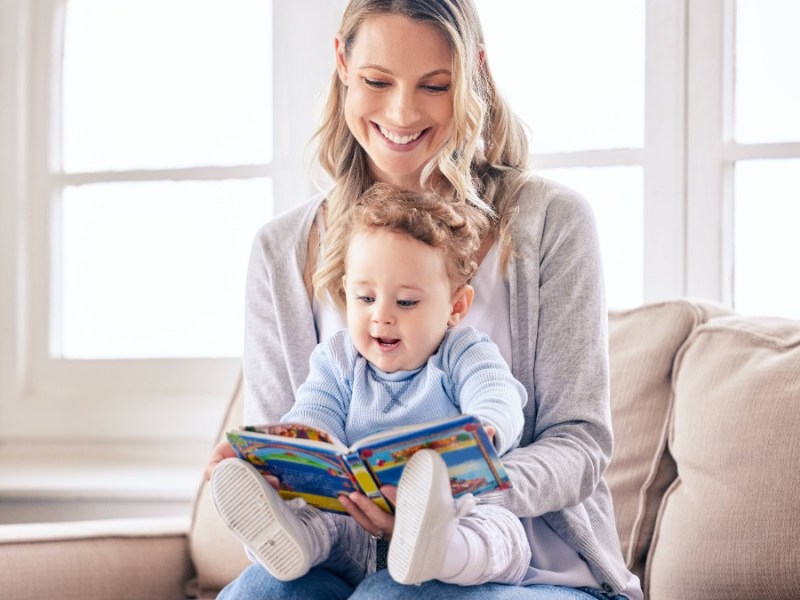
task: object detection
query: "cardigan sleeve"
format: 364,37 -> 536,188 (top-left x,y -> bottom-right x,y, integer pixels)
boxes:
500,180 -> 613,518
241,198 -> 322,426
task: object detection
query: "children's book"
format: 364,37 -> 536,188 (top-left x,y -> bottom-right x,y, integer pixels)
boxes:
226,414 -> 511,514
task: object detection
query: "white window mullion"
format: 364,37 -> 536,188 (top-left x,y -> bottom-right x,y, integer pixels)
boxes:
643,0 -> 688,302
27,0 -> 61,391
532,148 -> 643,170
685,0 -> 735,303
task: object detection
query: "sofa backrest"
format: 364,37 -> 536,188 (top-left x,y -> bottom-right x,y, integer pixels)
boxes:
645,314 -> 800,599
187,376 -> 250,598
605,299 -> 729,582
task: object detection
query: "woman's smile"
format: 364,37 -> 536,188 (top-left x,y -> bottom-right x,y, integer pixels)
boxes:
374,123 -> 429,148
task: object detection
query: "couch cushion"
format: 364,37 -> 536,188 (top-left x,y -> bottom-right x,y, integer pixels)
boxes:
188,375 -> 251,597
606,299 -> 728,581
647,315 -> 800,599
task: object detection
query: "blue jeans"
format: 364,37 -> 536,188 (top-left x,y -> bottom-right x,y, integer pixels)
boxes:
217,564 -> 625,600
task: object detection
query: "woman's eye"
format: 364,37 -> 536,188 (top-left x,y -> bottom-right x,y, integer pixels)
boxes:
397,299 -> 418,308
363,78 -> 389,89
423,84 -> 450,93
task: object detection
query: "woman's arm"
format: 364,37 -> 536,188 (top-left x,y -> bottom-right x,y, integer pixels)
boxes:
502,181 -> 613,518
241,201 -> 322,425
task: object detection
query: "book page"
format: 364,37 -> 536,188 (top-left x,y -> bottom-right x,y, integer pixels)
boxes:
353,414 -> 511,498
227,430 -> 355,513
242,422 -> 346,448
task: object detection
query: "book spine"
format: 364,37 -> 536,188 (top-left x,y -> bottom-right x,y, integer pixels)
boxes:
345,452 -> 392,513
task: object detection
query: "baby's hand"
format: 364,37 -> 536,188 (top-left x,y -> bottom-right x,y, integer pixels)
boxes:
484,424 -> 496,441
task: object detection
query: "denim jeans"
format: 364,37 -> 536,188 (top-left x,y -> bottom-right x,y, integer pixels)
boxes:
217,564 -> 626,600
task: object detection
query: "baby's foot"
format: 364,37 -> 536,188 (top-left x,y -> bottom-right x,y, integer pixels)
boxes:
211,458 -> 318,581
388,449 -> 475,584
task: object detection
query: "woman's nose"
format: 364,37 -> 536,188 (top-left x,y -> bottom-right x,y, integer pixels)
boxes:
386,86 -> 420,127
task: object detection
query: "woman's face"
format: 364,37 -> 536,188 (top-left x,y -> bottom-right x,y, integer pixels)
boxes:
335,14 -> 455,191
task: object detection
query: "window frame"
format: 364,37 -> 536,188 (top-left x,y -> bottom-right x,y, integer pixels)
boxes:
686,0 -> 800,305
0,0 -> 343,449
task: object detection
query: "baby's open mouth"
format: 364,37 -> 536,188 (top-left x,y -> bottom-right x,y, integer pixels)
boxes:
376,337 -> 400,347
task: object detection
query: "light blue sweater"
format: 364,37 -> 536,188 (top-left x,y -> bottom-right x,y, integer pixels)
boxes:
281,326 -> 526,454
242,176 -> 637,595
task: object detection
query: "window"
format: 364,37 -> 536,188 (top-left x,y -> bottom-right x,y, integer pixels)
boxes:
729,1 -> 800,316
477,0 -> 800,317
57,0 -> 274,359
2,0 -> 797,465
476,0 -> 648,310
0,1 -> 339,451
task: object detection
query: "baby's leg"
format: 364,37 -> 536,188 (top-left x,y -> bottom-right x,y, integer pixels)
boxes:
388,449 -> 530,586
211,458 -> 332,581
444,503 -> 531,585
319,512 -> 374,587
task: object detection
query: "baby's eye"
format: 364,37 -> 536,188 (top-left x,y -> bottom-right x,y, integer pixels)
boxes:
363,78 -> 389,89
356,295 -> 375,304
396,299 -> 419,308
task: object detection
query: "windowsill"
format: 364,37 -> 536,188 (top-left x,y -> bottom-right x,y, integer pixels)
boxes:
0,441 -> 207,524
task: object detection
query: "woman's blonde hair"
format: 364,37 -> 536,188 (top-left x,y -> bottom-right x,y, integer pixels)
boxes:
314,0 -> 530,298
318,183 -> 490,309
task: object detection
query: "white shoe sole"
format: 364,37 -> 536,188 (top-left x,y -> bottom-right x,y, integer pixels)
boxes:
388,450 -> 451,584
211,458 -> 311,581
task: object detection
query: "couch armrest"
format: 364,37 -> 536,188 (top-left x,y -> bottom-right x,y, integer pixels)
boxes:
0,516 -> 194,600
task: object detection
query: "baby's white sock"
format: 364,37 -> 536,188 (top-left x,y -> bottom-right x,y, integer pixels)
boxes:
438,525 -> 488,585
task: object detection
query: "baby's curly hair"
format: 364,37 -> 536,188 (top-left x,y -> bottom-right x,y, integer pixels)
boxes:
315,183 -> 491,309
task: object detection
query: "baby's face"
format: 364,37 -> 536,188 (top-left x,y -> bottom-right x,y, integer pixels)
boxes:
343,228 -> 457,372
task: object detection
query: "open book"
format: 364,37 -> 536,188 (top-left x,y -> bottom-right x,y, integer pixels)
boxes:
227,414 -> 511,514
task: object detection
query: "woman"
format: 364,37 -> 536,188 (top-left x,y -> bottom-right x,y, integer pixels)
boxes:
207,1 -> 642,598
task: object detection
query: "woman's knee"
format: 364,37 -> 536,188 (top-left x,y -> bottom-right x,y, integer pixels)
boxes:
217,563 -> 354,600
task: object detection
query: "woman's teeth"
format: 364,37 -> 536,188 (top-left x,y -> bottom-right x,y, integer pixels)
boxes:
379,125 -> 423,145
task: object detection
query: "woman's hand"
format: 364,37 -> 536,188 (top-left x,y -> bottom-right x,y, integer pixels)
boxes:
203,440 -> 236,480
339,485 -> 398,540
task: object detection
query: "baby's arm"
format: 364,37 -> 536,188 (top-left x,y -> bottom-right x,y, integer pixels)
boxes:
280,332 -> 354,445
445,328 -> 527,455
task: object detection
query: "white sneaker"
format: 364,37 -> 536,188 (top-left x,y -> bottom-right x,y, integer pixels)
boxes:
211,458 -> 320,581
388,449 -> 476,584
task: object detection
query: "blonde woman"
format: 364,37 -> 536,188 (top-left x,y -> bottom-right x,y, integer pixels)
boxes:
205,1 -> 643,598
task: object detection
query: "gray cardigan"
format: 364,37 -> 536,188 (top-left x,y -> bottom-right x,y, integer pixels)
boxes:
242,176 -> 634,595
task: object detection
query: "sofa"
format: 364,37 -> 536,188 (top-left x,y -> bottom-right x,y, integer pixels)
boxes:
1,299 -> 798,599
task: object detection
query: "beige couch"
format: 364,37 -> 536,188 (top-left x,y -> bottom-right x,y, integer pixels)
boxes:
1,299 -> 798,599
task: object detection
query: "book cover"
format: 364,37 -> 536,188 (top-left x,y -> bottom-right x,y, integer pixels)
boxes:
227,414 -> 511,514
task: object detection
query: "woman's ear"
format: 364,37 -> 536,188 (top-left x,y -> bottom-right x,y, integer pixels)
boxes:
335,34 -> 349,85
447,285 -> 475,327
